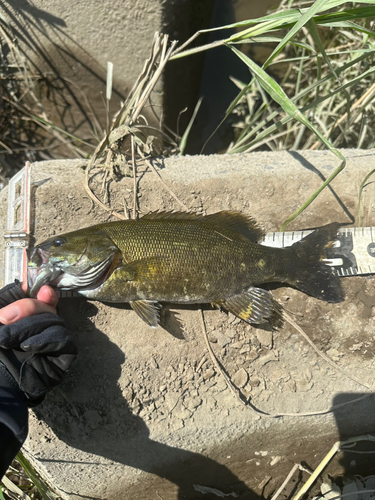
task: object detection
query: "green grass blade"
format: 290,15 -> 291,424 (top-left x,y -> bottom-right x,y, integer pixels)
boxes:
358,169 -> 375,226
316,6 -> 375,25
263,0 -> 329,69
318,20 -> 375,40
0,487 -> 5,500
228,44 -> 346,230
16,451 -> 58,500
306,18 -> 351,120
228,49 -> 375,154
201,78 -> 255,153
172,4 -> 375,60
179,97 -> 203,155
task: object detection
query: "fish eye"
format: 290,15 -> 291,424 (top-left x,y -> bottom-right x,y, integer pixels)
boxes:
54,237 -> 66,247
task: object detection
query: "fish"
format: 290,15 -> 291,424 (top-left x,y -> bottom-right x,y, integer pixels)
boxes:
27,211 -> 344,328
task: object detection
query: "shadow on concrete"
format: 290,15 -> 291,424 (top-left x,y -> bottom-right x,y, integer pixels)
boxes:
34,298 -> 260,500
0,0 -> 127,165
288,151 -> 355,224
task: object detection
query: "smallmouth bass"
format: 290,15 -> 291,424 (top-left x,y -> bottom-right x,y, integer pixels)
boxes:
27,211 -> 344,327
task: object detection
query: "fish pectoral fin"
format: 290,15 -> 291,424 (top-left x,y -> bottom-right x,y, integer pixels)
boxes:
121,256 -> 169,281
218,286 -> 283,328
130,300 -> 162,328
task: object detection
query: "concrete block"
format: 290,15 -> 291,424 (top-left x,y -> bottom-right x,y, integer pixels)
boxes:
1,150 -> 375,498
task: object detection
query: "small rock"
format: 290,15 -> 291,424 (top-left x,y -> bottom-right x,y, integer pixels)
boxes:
84,409 -> 102,430
232,368 -> 248,388
256,329 -> 273,348
270,456 -> 281,466
226,329 -> 237,338
216,332 -> 231,347
231,341 -> 243,349
326,347 -> 342,361
249,377 -> 260,387
295,378 -> 313,392
150,357 -> 159,369
184,396 -> 202,411
246,351 -> 259,362
203,368 -> 215,381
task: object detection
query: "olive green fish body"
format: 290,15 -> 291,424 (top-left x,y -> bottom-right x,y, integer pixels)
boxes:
93,218 -> 272,302
28,211 -> 344,327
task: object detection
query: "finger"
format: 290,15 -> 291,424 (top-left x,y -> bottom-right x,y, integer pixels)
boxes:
0,298 -> 57,324
21,282 -> 58,308
36,286 -> 59,308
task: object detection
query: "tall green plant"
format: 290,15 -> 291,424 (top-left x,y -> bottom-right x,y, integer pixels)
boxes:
171,1 -> 375,229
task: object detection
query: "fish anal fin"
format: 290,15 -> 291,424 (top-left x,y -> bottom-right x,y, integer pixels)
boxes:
130,300 -> 161,328
218,287 -> 283,328
140,210 -> 264,242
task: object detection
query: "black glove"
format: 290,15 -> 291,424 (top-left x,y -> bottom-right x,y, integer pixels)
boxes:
0,281 -> 77,405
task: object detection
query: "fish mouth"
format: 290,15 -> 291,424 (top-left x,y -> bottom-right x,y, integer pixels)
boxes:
28,246 -> 64,297
28,247 -> 119,298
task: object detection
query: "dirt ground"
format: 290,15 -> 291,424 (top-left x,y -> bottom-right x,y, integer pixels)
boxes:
2,151 -> 375,499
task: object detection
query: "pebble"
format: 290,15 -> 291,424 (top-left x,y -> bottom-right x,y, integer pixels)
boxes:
231,341 -> 243,349
232,368 -> 248,388
203,368 -> 215,381
256,329 -> 273,348
270,456 -> 281,466
216,332 -> 231,347
184,397 -> 202,411
249,377 -> 260,387
226,329 -> 237,338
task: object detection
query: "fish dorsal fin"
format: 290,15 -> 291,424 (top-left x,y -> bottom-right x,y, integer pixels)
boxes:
204,211 -> 264,242
140,210 -> 264,241
130,300 -> 161,328
140,211 -> 203,221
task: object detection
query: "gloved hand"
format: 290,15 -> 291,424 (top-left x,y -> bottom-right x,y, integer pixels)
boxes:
0,281 -> 77,406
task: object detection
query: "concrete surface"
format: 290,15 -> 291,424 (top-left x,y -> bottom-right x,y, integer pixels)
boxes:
1,150 -> 375,499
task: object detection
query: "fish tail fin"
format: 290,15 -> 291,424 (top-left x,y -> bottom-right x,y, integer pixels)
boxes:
285,222 -> 344,303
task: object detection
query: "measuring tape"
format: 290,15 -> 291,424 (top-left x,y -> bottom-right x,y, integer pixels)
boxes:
4,163 -> 30,285
3,164 -> 374,293
261,227 -> 375,277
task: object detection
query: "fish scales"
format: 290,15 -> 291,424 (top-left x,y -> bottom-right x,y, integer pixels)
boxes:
27,211 -> 344,328
97,218 -> 272,302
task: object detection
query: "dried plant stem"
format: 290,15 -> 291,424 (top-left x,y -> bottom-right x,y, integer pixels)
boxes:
199,309 -> 250,408
198,306 -> 374,419
137,149 -> 189,211
291,442 -> 340,500
271,464 -> 311,500
84,139 -> 125,220
311,81 -> 375,150
283,311 -> 373,392
131,135 -> 138,219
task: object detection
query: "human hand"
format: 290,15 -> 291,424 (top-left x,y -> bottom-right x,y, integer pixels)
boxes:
0,281 -> 77,405
0,281 -> 58,324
